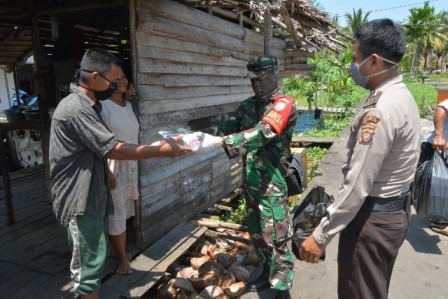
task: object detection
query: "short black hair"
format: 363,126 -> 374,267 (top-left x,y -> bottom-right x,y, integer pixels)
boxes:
355,19 -> 406,64
78,48 -> 122,83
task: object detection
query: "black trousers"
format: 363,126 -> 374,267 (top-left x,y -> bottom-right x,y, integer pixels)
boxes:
337,202 -> 410,299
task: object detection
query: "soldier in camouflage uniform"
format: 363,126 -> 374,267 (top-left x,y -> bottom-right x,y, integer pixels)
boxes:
210,56 -> 297,298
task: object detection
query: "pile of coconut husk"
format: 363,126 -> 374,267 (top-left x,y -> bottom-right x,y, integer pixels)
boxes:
149,227 -> 264,299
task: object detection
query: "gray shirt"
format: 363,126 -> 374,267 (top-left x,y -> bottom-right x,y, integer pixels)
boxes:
313,75 -> 421,245
50,84 -> 118,227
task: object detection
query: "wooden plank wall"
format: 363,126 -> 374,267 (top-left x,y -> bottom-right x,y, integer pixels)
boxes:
132,0 -> 290,248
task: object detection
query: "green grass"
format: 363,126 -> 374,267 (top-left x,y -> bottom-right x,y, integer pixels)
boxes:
403,76 -> 439,118
301,114 -> 351,137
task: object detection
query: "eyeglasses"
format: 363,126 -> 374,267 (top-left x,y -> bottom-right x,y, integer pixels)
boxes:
80,69 -> 120,85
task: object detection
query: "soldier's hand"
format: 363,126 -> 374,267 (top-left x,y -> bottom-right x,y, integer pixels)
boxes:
299,235 -> 326,264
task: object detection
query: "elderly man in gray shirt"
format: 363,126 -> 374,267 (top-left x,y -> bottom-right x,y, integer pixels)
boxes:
50,48 -> 191,299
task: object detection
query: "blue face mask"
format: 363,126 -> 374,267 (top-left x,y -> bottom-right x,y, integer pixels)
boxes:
349,55 -> 398,89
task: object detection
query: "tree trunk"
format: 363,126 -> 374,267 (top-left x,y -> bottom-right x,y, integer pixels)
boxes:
411,44 -> 417,76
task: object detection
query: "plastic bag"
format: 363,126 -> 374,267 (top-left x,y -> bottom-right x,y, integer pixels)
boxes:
427,150 -> 448,222
284,153 -> 305,196
412,149 -> 448,222
412,158 -> 433,218
290,185 -> 334,260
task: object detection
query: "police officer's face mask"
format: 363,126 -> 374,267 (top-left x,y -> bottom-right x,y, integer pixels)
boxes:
349,55 -> 398,89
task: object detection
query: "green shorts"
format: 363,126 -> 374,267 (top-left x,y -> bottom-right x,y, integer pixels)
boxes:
67,215 -> 109,295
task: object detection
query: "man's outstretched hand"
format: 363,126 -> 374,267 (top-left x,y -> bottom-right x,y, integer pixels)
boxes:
158,135 -> 193,158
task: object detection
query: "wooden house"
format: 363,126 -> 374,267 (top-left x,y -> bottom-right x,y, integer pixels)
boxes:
0,0 -> 346,266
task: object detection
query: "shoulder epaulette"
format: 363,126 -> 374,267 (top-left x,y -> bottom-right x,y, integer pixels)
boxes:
363,91 -> 382,108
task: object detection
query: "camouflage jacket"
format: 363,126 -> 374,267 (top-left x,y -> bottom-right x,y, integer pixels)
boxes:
214,96 -> 297,196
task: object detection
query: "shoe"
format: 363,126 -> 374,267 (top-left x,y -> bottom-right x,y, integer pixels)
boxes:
276,290 -> 292,299
248,271 -> 270,292
431,225 -> 448,236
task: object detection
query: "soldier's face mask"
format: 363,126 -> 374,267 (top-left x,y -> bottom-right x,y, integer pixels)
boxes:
350,55 -> 398,89
250,71 -> 279,101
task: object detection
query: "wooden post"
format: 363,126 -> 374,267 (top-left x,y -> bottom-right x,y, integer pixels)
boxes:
129,0 -> 143,251
12,64 -> 19,104
6,132 -> 20,169
264,10 -> 272,55
28,0 -> 51,198
0,131 -> 14,224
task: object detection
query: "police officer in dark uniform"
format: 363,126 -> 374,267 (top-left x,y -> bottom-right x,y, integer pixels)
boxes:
299,19 -> 421,299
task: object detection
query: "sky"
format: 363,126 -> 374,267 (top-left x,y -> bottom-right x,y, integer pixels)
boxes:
316,0 -> 447,26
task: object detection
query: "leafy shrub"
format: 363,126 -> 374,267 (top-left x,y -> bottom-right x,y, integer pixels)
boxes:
403,76 -> 438,117
283,51 -> 367,110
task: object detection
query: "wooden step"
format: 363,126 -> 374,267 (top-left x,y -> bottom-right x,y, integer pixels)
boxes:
100,220 -> 207,299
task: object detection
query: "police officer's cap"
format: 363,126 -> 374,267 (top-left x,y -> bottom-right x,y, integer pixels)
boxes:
247,55 -> 278,75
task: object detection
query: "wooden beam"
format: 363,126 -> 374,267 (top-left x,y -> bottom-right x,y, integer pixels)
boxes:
264,10 -> 272,55
327,34 -> 347,48
291,136 -> 339,145
284,63 -> 317,70
209,6 -> 285,37
280,69 -> 315,78
193,218 -> 247,231
336,29 -> 355,42
285,49 -> 315,58
279,6 -> 302,49
141,1 -> 286,49
0,0 -> 127,20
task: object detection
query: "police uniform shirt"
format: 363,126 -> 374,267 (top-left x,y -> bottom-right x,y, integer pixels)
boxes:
313,75 -> 421,245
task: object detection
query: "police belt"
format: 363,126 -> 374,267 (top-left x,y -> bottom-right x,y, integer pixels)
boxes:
361,192 -> 409,212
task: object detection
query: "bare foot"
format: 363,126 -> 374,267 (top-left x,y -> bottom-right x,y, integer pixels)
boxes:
116,258 -> 132,275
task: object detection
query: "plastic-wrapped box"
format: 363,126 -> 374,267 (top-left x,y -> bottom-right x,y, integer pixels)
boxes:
159,131 -> 223,152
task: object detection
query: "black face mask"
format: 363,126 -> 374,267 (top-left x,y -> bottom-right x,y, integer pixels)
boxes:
250,72 -> 279,101
78,69 -> 118,101
93,84 -> 117,101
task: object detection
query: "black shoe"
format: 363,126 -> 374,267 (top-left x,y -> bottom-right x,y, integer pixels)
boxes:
276,290 -> 292,299
248,272 -> 270,292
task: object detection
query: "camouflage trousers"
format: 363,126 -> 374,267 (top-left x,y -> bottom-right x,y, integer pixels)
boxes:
245,189 -> 295,291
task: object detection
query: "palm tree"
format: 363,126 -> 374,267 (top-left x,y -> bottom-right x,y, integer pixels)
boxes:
403,3 -> 448,71
433,11 -> 448,71
307,0 -> 324,10
345,8 -> 370,34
